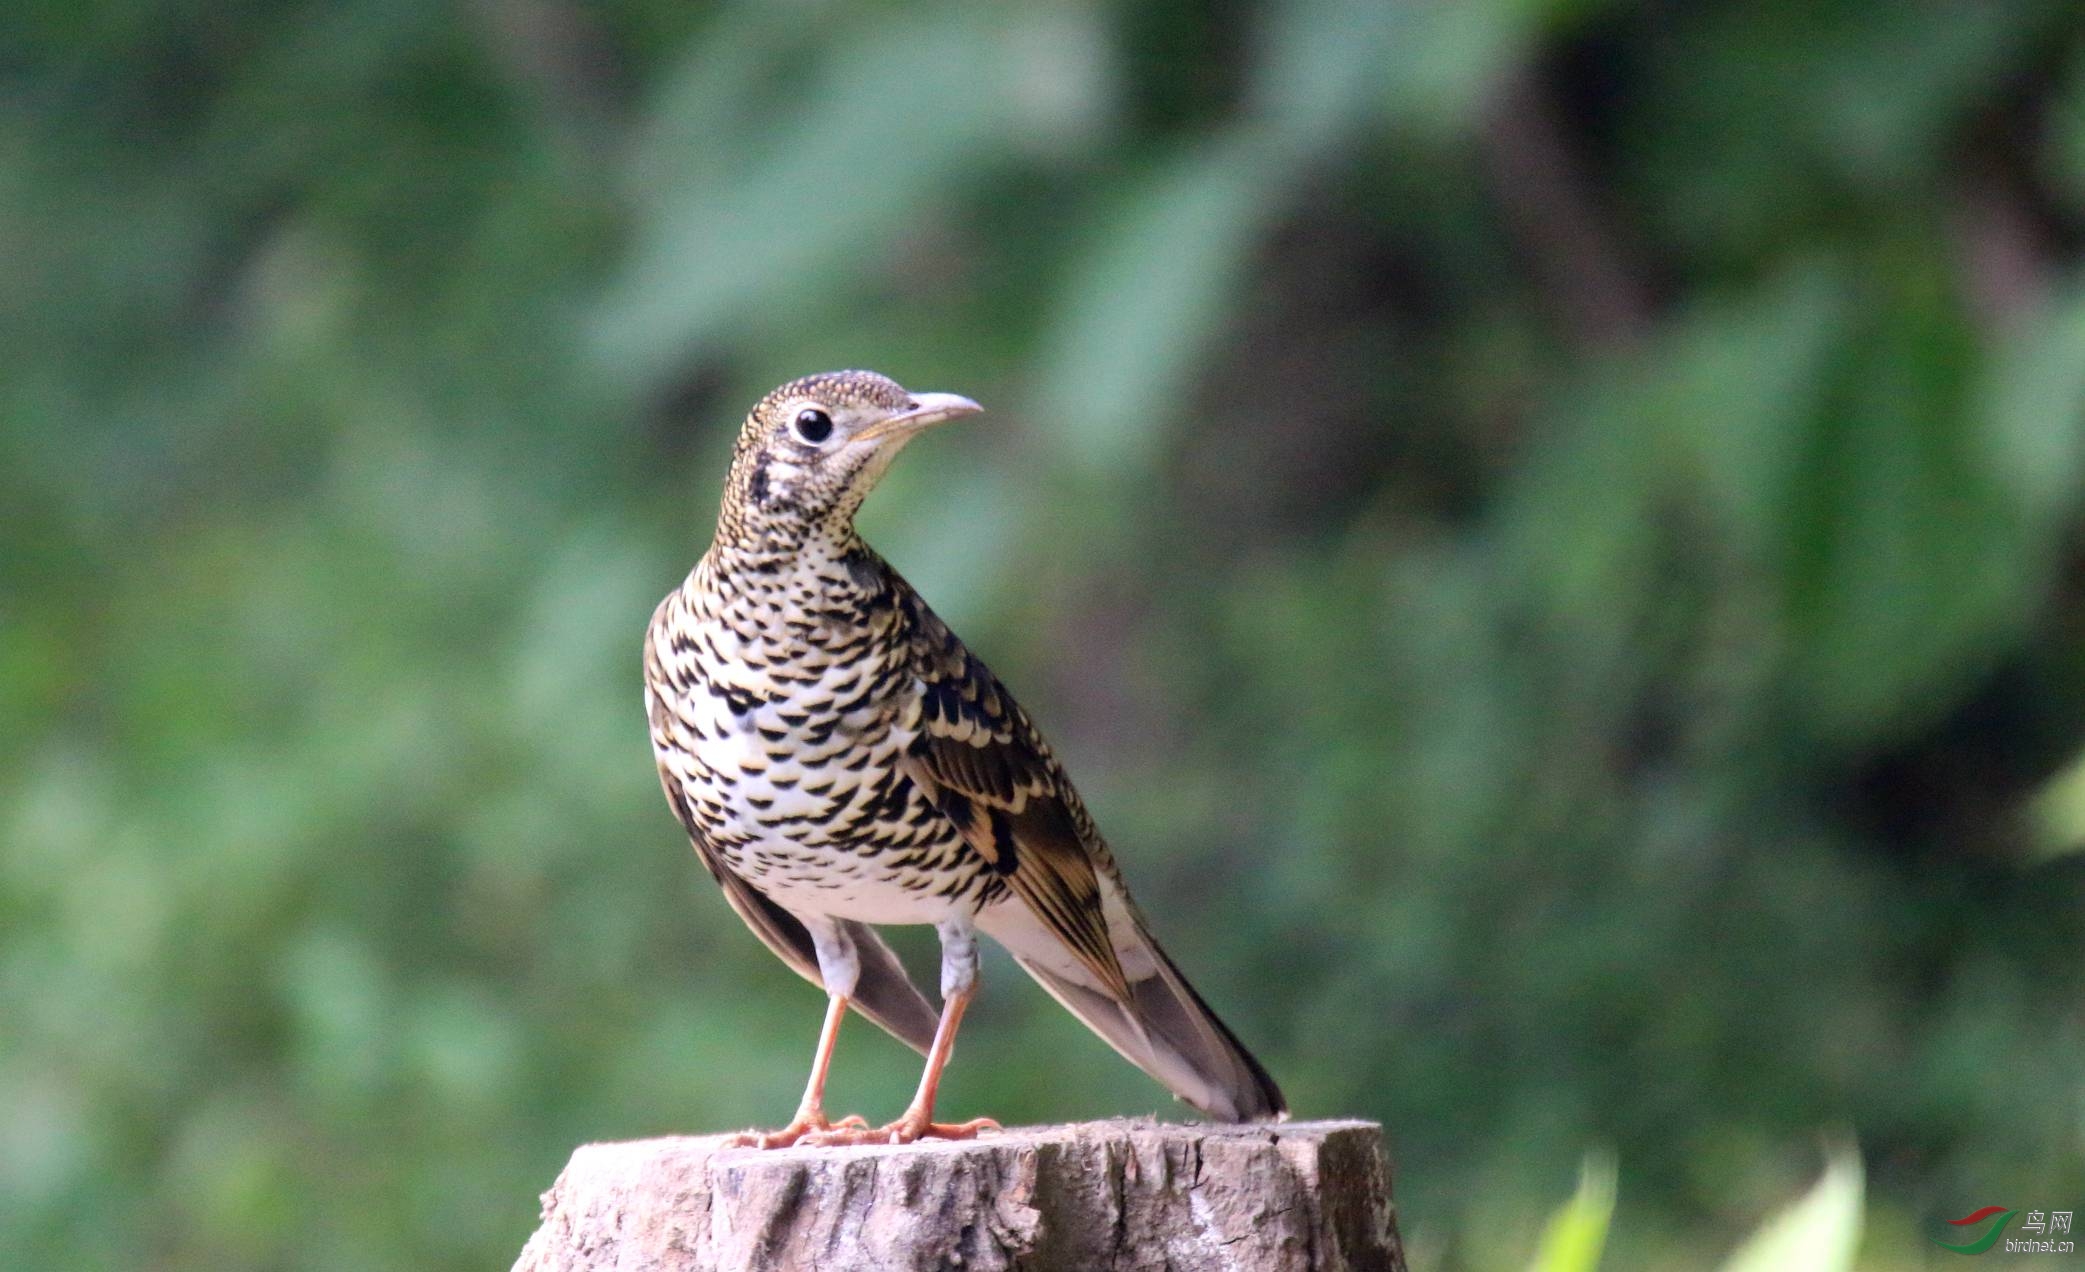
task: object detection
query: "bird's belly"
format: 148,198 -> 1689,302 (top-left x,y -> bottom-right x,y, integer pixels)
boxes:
665,688 -> 991,925
715,788 -> 984,926
750,862 -> 967,925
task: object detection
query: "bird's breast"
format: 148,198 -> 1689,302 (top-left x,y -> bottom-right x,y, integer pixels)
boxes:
652,578 -> 997,921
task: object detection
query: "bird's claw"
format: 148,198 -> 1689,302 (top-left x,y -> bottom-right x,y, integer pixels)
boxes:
797,1113 -> 1000,1148
725,1110 -> 871,1150
886,1114 -> 999,1145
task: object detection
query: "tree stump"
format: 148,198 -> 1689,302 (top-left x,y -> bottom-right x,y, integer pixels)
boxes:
513,1118 -> 1404,1271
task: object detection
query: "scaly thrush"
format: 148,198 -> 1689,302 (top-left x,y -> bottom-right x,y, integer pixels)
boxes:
643,370 -> 1285,1147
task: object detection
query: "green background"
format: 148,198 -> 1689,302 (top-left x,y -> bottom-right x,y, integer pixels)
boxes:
6,1 -> 2085,1267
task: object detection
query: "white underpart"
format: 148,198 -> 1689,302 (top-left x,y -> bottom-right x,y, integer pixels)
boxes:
657,591 -> 970,927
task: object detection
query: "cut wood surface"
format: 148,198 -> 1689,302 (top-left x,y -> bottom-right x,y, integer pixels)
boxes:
514,1118 -> 1404,1271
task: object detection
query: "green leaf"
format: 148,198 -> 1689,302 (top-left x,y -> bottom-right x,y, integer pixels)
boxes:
1716,1143 -> 1864,1272
1528,1151 -> 1617,1272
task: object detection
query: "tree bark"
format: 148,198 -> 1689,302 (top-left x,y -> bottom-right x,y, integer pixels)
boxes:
514,1118 -> 1404,1271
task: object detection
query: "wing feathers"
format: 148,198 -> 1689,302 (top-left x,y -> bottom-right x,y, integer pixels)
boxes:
902,595 -> 1283,1121
907,745 -> 1129,999
977,898 -> 1285,1122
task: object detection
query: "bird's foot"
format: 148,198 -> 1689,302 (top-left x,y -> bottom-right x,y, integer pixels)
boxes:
799,1111 -> 1000,1147
726,1110 -> 870,1150
883,1113 -> 1000,1145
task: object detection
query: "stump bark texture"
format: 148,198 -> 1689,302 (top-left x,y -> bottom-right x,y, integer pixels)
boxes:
513,1118 -> 1403,1272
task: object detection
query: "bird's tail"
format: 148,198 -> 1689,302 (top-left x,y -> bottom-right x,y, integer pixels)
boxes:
976,884 -> 1286,1122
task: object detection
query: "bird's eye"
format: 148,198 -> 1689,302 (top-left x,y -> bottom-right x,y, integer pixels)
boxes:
793,408 -> 834,445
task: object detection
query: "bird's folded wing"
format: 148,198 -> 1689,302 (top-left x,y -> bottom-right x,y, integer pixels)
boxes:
901,610 -> 1131,1002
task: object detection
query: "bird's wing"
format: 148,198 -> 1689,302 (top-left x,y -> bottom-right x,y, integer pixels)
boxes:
898,601 -> 1130,1001
899,593 -> 1287,1122
644,605 -> 937,1056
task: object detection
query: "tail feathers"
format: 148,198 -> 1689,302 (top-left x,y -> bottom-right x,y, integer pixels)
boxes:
979,903 -> 1286,1122
1134,939 -> 1286,1120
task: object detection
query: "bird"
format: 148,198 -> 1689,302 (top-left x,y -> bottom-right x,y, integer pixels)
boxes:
643,369 -> 1285,1147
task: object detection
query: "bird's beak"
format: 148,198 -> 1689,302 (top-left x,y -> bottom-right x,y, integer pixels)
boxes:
854,392 -> 984,444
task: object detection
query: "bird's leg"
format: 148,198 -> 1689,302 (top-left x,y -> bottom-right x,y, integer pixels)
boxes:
889,919 -> 1000,1141
729,919 -> 868,1149
877,979 -> 998,1143
728,991 -> 869,1148
810,917 -> 998,1146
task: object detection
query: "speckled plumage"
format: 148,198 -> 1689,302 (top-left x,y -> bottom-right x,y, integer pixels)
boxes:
647,537 -> 1013,920
644,371 -> 1283,1144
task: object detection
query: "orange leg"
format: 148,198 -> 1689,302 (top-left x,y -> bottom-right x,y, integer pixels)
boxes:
805,984 -> 998,1146
728,992 -> 868,1149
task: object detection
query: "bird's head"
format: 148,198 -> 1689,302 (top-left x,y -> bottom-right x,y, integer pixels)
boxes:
717,369 -> 983,551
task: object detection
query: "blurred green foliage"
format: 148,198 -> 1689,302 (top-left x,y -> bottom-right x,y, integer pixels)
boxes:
5,1 -> 2085,1268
